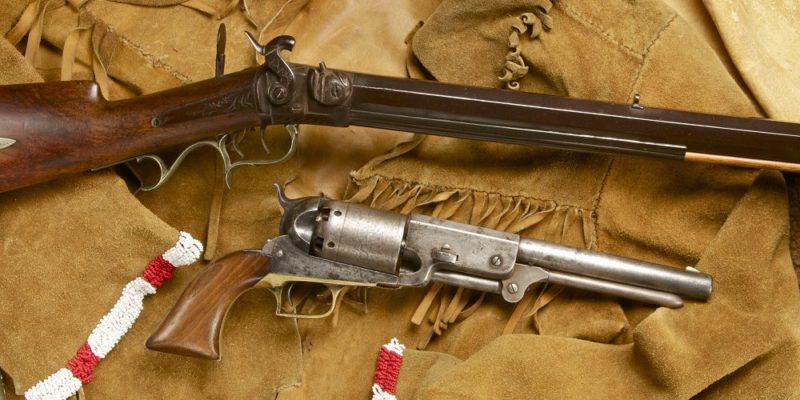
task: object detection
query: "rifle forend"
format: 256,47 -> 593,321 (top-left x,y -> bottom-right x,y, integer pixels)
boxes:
146,186 -> 712,360
3,32 -> 800,193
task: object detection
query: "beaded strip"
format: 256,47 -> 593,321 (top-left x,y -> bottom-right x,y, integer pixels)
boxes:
24,232 -> 203,400
371,338 -> 405,400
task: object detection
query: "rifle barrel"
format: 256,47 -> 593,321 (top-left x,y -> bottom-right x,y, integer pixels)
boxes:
345,71 -> 800,171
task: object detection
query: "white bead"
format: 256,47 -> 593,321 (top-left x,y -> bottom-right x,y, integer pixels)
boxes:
371,384 -> 398,400
384,337 -> 405,356
162,232 -> 203,267
24,368 -> 82,400
87,278 -> 154,358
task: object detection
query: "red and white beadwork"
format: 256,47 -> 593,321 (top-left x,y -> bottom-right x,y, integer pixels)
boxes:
372,338 -> 405,400
24,232 -> 203,400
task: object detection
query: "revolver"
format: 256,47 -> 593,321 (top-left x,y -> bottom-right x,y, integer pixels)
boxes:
146,186 -> 712,360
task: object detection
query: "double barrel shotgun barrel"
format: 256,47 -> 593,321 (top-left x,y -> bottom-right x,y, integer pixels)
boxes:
1,31 -> 800,193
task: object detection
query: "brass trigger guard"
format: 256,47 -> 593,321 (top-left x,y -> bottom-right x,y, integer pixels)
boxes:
269,283 -> 346,319
256,269 -> 378,318
96,124 -> 300,191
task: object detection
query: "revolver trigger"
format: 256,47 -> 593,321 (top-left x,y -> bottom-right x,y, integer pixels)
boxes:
270,281 -> 342,319
269,286 -> 287,315
326,284 -> 346,309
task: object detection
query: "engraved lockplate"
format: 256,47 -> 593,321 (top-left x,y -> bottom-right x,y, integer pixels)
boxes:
403,214 -> 520,280
0,138 -> 15,150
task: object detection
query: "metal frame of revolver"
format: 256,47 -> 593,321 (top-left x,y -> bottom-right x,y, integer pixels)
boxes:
254,187 -> 712,318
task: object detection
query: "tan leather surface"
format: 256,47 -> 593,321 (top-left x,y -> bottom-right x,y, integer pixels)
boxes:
702,0 -> 800,123
278,0 -> 439,199
0,0 -> 798,399
366,0 -> 799,398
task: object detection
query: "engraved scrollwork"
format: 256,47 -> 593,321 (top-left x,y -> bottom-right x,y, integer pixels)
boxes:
309,62 -> 353,106
245,32 -> 296,106
202,90 -> 257,116
153,34 -> 299,129
152,89 -> 257,127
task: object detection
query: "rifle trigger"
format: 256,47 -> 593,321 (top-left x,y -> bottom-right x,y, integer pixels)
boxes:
259,125 -> 270,155
223,124 -> 300,189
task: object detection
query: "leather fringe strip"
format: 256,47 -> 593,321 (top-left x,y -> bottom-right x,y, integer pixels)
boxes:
24,233 -> 203,400
347,175 -> 594,345
497,1 -> 554,90
59,13 -> 119,100
5,1 -> 120,100
5,0 -> 66,66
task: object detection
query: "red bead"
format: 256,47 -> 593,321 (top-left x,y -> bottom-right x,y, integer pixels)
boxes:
141,256 -> 175,288
373,347 -> 403,394
66,342 -> 100,384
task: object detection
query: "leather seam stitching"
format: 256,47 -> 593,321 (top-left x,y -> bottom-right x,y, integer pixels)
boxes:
589,157 -> 616,250
557,1 -> 644,59
627,13 -> 678,99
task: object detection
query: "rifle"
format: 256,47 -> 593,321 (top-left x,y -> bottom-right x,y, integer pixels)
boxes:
145,185 -> 712,360
1,28 -> 800,194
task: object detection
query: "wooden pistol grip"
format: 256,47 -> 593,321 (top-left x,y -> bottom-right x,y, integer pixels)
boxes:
146,250 -> 272,360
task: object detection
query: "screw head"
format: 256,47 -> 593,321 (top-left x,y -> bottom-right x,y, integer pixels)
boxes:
507,283 -> 519,294
270,85 -> 288,102
490,255 -> 502,266
275,250 -> 284,258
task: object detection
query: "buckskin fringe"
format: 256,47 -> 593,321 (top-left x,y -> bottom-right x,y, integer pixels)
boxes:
498,1 -> 555,90
5,0 -> 66,65
347,175 -> 593,345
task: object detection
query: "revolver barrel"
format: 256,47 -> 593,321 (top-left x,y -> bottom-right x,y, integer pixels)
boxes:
428,264 -> 690,308
516,239 -> 712,301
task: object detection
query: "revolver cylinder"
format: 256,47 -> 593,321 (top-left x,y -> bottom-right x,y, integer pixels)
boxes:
310,200 -> 406,275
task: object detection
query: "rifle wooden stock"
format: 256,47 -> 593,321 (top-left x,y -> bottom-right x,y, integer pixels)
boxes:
0,68 -> 263,193
146,250 -> 271,360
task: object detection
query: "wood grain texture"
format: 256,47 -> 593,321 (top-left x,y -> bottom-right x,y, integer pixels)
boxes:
146,250 -> 272,360
0,68 -> 263,193
685,152 -> 800,173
